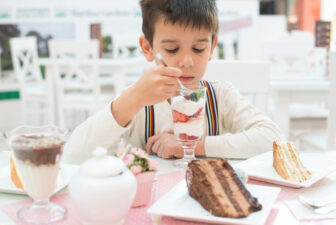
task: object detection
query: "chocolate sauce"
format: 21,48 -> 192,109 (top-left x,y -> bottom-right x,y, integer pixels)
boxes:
11,134 -> 64,166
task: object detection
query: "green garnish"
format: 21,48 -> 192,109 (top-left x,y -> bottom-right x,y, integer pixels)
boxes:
188,90 -> 204,102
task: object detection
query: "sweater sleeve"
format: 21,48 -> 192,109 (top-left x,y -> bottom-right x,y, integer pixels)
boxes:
63,102 -> 133,164
204,82 -> 286,159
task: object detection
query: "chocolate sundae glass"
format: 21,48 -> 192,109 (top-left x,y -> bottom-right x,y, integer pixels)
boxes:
171,85 -> 206,168
5,125 -> 68,224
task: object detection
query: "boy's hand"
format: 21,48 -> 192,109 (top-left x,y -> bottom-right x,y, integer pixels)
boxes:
146,131 -> 183,159
133,65 -> 181,107
111,65 -> 181,127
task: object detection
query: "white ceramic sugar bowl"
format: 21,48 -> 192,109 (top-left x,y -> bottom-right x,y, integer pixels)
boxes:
68,147 -> 137,225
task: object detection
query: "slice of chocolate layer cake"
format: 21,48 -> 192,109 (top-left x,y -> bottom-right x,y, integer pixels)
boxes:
186,159 -> 262,218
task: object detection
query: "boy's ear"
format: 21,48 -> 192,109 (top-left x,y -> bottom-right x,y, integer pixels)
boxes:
209,36 -> 218,60
139,35 -> 154,62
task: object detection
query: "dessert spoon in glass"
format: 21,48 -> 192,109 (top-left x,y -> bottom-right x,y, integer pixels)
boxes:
155,53 -> 189,95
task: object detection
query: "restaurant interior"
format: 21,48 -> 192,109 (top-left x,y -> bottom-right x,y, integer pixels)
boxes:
0,0 -> 336,224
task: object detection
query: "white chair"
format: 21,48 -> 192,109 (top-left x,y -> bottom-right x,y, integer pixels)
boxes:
10,36 -> 55,125
48,39 -> 114,129
300,50 -> 336,150
204,60 -> 270,113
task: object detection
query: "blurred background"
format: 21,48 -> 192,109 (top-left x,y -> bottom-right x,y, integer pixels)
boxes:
0,0 -> 335,150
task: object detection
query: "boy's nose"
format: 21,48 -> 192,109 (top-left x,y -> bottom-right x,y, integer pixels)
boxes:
178,55 -> 194,68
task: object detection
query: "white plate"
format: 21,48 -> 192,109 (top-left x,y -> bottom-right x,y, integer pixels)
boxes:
148,180 -> 280,225
0,163 -> 79,195
234,151 -> 336,188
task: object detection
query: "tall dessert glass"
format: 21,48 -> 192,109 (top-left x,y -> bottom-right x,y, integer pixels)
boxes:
5,125 -> 68,224
171,85 -> 206,168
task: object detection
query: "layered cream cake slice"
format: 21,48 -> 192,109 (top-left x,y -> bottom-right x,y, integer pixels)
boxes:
273,141 -> 312,182
186,159 -> 262,218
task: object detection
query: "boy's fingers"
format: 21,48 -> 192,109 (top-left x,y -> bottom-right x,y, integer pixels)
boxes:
151,138 -> 162,154
162,76 -> 180,86
146,134 -> 161,154
155,66 -> 182,78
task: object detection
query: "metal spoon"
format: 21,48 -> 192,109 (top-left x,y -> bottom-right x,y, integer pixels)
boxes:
299,195 -> 325,208
155,53 -> 188,95
299,195 -> 336,214
315,205 -> 336,214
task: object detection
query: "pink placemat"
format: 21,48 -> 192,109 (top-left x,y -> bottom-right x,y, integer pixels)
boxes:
0,170 -> 280,225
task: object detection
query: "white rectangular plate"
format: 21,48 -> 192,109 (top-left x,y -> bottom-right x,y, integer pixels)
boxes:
0,163 -> 79,195
234,151 -> 336,188
148,180 -> 280,225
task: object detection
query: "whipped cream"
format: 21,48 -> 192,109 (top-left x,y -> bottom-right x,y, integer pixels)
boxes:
14,158 -> 60,200
171,96 -> 204,116
174,119 -> 204,137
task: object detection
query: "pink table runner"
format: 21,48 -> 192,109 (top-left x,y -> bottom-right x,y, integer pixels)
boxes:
1,170 -> 280,225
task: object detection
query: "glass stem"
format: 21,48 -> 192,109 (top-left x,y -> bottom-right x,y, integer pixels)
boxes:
32,199 -> 50,208
183,146 -> 196,161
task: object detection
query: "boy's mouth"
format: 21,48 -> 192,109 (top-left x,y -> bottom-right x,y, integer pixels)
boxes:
179,75 -> 194,83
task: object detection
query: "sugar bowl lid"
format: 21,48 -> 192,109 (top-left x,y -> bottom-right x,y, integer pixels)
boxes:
80,147 -> 125,177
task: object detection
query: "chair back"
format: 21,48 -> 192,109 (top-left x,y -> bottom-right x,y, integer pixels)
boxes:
49,39 -> 102,128
204,60 -> 270,113
327,50 -> 336,149
48,39 -> 100,97
10,36 -> 43,88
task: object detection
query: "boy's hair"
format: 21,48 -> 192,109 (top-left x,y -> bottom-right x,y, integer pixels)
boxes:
140,0 -> 218,46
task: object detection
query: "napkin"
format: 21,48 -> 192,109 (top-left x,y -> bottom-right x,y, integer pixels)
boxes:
284,200 -> 336,220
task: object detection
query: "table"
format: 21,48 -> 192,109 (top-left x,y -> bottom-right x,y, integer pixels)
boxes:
1,150 -> 336,224
271,79 -> 330,138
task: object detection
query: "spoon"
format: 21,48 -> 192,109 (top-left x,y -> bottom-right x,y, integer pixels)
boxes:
299,195 -> 336,214
155,53 -> 188,95
315,204 -> 336,214
299,195 -> 325,208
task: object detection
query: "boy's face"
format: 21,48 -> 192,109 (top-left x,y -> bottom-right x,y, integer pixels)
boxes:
148,18 -> 217,86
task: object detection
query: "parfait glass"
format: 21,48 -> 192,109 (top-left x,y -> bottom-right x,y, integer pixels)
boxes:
5,125 -> 68,224
171,85 -> 206,168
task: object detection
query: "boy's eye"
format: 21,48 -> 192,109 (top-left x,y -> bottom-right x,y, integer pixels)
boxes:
165,48 -> 178,53
193,48 -> 205,53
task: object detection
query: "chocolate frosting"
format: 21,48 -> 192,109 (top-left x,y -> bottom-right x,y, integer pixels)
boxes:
186,159 -> 262,218
11,134 -> 64,166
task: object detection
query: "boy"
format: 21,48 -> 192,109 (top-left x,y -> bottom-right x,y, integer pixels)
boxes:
64,0 -> 285,163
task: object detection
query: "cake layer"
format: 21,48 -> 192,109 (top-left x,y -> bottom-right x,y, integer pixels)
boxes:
10,155 -> 23,189
186,159 -> 262,218
273,141 -> 312,182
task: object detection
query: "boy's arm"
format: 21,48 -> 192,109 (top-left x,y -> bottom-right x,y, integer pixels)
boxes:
63,102 -> 131,164
111,85 -> 144,127
203,82 -> 285,159
64,65 -> 181,163
195,138 -> 205,156
112,65 -> 181,127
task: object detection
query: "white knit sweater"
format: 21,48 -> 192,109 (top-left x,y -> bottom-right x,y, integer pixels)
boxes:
64,81 -> 285,164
